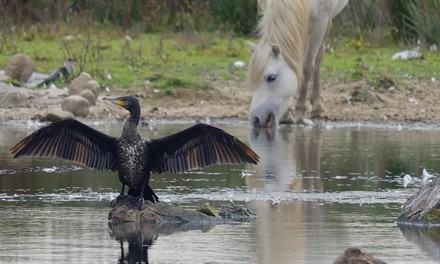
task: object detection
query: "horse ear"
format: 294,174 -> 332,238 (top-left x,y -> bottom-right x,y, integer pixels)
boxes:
272,44 -> 281,57
246,41 -> 258,53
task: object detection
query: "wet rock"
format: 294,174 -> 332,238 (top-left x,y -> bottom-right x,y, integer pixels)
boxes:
61,95 -> 90,117
333,247 -> 386,264
4,54 -> 34,83
218,204 -> 256,220
397,177 -> 440,226
109,195 -> 255,223
68,72 -> 101,97
79,89 -> 96,105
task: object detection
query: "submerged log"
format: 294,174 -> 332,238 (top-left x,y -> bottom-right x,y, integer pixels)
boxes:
397,177 -> 440,227
109,195 -> 256,223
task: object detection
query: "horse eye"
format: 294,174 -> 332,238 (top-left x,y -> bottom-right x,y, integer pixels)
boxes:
266,74 -> 277,83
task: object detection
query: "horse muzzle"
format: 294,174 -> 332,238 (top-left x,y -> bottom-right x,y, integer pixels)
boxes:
252,113 -> 276,128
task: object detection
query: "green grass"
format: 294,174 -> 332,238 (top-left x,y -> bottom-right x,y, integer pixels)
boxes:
322,38 -> 440,89
0,28 -> 250,90
1,26 -> 439,92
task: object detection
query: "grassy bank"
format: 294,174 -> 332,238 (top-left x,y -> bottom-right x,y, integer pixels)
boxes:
322,37 -> 440,90
1,27 -> 439,92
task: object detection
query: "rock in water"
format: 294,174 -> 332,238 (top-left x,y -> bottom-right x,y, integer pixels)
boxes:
109,195 -> 256,223
5,54 -> 34,83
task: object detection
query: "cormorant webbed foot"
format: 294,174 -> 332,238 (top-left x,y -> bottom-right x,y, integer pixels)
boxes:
136,197 -> 145,210
128,185 -> 159,204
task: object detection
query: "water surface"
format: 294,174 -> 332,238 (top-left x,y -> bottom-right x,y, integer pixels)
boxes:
1,120 -> 440,263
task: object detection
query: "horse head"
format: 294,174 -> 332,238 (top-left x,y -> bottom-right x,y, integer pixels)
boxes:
248,41 -> 298,128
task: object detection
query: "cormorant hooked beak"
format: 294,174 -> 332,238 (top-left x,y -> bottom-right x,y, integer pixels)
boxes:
102,97 -> 125,107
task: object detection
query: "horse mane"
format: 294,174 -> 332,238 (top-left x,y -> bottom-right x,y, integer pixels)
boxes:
248,0 -> 309,87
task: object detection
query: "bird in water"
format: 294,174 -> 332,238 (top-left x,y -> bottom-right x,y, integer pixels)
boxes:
10,96 -> 260,209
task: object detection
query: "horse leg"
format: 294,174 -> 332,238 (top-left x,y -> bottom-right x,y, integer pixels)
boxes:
310,42 -> 326,118
294,15 -> 330,123
311,19 -> 332,119
294,55 -> 312,123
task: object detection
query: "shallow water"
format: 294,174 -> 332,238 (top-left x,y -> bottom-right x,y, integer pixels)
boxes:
1,120 -> 440,263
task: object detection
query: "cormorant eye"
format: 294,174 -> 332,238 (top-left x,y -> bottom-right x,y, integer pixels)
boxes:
266,74 -> 277,83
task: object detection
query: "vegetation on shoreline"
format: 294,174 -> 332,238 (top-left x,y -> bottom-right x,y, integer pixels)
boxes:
1,26 -> 439,94
0,27 -> 251,91
1,0 -> 440,93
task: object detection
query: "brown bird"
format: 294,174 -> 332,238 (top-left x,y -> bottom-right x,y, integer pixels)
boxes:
10,96 -> 259,209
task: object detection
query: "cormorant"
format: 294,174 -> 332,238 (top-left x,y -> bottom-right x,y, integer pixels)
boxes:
10,96 -> 259,209
38,58 -> 75,87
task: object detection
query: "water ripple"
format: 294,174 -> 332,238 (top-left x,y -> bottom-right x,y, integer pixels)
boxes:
164,189 -> 415,205
0,188 -> 117,203
0,188 -> 414,205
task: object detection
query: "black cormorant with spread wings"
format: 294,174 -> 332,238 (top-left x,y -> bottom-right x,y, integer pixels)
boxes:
10,96 -> 259,209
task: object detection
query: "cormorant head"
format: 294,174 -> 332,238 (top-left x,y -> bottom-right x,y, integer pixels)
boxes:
64,58 -> 75,75
103,96 -> 140,114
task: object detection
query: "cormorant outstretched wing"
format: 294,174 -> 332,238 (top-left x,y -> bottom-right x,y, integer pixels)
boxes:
10,118 -> 119,171
148,124 -> 259,174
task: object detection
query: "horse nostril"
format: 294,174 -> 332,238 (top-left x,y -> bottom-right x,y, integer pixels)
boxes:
253,117 -> 260,126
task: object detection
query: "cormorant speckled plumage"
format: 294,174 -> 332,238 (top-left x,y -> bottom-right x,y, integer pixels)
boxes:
10,96 -> 259,209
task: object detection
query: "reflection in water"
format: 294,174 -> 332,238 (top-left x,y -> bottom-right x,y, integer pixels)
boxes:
248,126 -> 324,192
294,127 -> 323,192
109,221 -> 217,264
399,225 -> 440,260
110,222 -> 155,263
248,127 -> 296,191
247,127 -> 339,263
5,124 -> 440,263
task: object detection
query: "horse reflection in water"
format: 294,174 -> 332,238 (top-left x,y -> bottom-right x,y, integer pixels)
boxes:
247,127 -> 298,192
247,127 -> 344,263
247,126 -> 323,193
248,0 -> 348,127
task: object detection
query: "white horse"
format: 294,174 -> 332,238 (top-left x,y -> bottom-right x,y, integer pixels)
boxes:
248,0 -> 348,127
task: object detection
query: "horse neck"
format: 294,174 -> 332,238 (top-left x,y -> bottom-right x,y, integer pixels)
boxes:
258,0 -> 309,79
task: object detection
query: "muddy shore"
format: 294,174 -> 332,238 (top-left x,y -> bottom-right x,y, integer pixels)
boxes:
1,77 -> 440,124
